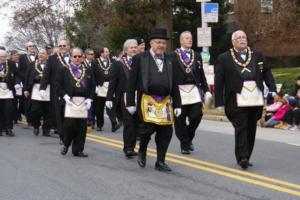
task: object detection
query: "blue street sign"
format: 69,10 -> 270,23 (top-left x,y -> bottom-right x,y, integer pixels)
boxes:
203,3 -> 219,23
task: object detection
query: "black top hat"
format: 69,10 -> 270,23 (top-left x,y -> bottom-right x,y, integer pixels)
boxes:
148,28 -> 169,40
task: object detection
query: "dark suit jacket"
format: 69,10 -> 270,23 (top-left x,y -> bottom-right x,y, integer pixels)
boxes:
92,58 -> 114,86
106,59 -> 130,102
40,53 -> 69,91
0,60 -> 19,92
56,64 -> 95,100
214,49 -> 276,108
171,50 -> 209,94
23,61 -> 47,92
19,54 -> 36,84
126,50 -> 181,109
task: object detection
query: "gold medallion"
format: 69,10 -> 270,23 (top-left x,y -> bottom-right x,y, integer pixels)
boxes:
155,109 -> 163,118
76,82 -> 81,87
185,68 -> 191,73
104,70 -> 109,75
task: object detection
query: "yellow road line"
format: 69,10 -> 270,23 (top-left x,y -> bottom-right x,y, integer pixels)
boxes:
17,123 -> 300,196
86,134 -> 300,196
87,133 -> 300,190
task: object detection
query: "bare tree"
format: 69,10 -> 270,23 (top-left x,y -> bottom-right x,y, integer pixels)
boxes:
3,0 -> 75,51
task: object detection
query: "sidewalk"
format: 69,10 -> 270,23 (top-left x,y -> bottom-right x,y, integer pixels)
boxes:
201,108 -> 300,146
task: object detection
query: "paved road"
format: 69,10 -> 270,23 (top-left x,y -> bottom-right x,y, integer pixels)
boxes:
0,119 -> 299,200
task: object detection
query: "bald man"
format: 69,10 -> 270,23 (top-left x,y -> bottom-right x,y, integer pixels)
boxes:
172,31 -> 211,155
214,30 -> 276,169
19,41 -> 37,123
40,39 -> 71,141
57,48 -> 95,157
24,49 -> 52,136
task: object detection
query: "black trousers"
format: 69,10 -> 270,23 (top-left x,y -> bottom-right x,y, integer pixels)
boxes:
115,93 -> 123,123
14,96 -> 24,120
0,99 -> 15,130
120,96 -> 137,151
29,100 -> 52,130
174,102 -> 203,150
225,93 -> 262,162
54,93 -> 64,139
63,118 -> 87,154
138,122 -> 172,162
285,109 -> 300,125
94,96 -> 117,128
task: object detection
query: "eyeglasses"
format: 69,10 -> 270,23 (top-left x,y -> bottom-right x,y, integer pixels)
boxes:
59,45 -> 67,47
46,47 -> 52,49
72,55 -> 82,58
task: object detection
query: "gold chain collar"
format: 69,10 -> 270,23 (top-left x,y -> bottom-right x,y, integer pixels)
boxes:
0,60 -> 9,78
122,56 -> 131,70
97,58 -> 111,75
230,47 -> 252,68
34,60 -> 45,77
67,64 -> 86,88
57,52 -> 69,68
177,48 -> 195,73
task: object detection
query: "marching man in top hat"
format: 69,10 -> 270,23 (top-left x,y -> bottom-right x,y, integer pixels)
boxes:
126,28 -> 182,172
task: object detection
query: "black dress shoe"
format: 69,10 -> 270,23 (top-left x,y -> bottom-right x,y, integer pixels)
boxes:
181,149 -> 191,155
33,128 -> 39,136
6,129 -> 15,137
42,129 -> 51,137
73,152 -> 88,157
125,150 -> 138,158
96,127 -> 102,131
137,153 -> 146,168
189,143 -> 194,151
111,122 -> 121,132
155,161 -> 172,172
0,130 -> 3,136
238,158 -> 249,169
61,146 -> 68,155
248,162 -> 253,167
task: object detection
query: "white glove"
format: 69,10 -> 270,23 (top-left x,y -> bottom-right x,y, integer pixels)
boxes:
126,106 -> 136,114
205,91 -> 212,99
95,85 -> 100,94
63,94 -> 73,106
39,90 -> 46,98
85,98 -> 93,110
105,101 -> 113,109
271,92 -> 277,98
14,84 -> 21,90
216,106 -> 224,111
174,108 -> 182,117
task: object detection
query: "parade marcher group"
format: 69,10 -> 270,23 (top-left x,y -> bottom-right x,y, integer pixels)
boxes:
0,28 -> 278,171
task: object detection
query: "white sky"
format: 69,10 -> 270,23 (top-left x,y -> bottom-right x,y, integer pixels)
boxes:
0,7 -> 13,46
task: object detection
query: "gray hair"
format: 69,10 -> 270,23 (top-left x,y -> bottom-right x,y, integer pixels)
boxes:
84,48 -> 94,55
25,41 -> 35,47
0,49 -> 7,56
179,31 -> 192,41
70,47 -> 83,56
123,39 -> 138,52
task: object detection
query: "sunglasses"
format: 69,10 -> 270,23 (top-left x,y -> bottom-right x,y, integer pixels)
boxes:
59,45 -> 67,47
73,55 -> 82,58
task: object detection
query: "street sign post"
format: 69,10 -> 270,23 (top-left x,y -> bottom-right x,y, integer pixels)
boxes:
203,3 -> 219,23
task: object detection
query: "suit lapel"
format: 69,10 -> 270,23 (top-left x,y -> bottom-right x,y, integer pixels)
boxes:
165,54 -> 173,91
141,52 -> 150,93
